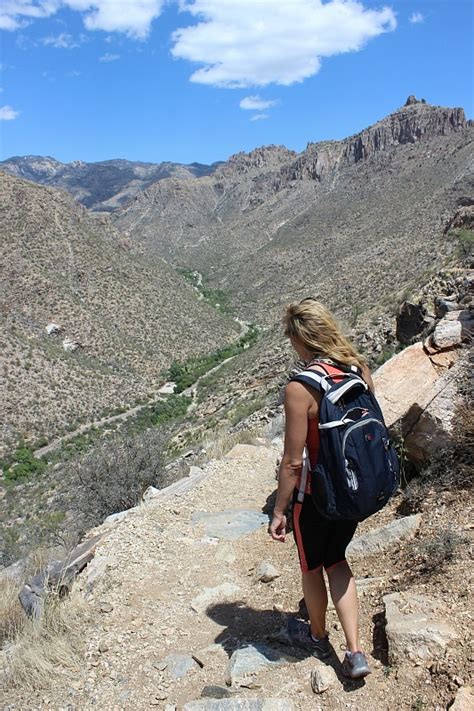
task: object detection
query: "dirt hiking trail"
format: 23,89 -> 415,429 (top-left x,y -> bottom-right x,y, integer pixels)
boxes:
7,440 -> 472,710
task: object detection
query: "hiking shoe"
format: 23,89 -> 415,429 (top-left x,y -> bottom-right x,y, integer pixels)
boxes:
341,651 -> 371,679
287,618 -> 331,659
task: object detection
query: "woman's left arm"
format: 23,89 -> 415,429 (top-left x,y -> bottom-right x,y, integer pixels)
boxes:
269,381 -> 310,542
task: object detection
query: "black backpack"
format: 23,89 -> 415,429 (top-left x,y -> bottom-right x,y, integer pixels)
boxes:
291,361 -> 399,521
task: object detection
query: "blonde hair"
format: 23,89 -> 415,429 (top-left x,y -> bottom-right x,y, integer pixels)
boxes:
284,298 -> 366,370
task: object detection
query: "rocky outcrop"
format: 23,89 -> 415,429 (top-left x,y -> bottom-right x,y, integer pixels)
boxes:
343,100 -> 466,164
396,301 -> 431,345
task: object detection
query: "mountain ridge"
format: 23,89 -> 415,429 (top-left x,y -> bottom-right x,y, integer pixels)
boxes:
113,97 -> 473,327
0,155 -> 222,213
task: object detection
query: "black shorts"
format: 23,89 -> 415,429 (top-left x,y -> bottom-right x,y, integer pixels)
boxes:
292,491 -> 358,572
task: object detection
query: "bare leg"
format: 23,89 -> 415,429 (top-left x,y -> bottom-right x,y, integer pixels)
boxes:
326,560 -> 360,653
302,567 -> 328,639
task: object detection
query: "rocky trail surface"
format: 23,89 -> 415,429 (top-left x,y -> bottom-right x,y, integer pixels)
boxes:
7,439 -> 472,710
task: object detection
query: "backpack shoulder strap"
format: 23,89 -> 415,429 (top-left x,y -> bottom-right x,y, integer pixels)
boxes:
290,369 -> 331,394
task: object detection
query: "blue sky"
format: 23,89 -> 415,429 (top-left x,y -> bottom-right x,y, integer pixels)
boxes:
1,0 -> 472,165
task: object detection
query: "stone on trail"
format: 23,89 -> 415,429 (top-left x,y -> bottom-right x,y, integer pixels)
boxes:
192,510 -> 269,541
163,653 -> 200,679
311,660 -> 337,693
384,592 -> 457,663
201,686 -> 235,699
256,561 -> 280,583
103,509 -> 134,526
226,644 -> 292,688
143,485 -> 161,501
191,583 -> 240,614
184,700 -> 294,710
450,686 -> 474,710
347,515 -> 421,558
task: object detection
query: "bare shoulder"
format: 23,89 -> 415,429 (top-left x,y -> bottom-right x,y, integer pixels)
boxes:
285,379 -> 313,401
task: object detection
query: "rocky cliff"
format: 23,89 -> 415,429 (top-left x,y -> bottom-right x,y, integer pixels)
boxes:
114,97 -> 473,330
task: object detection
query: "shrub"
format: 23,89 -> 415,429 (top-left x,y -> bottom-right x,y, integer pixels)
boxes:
1,446 -> 47,483
448,227 -> 474,259
67,428 -> 168,526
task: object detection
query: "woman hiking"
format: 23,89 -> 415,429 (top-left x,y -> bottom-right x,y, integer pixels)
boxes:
269,298 -> 373,679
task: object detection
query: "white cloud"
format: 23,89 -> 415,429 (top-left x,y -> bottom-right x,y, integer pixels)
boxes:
240,95 -> 278,111
64,0 -> 165,38
0,104 -> 20,120
250,113 -> 269,121
172,0 -> 397,88
42,31 -> 79,47
0,1 -> 61,31
99,51 -> 119,61
0,1 -> 165,37
409,12 -> 424,24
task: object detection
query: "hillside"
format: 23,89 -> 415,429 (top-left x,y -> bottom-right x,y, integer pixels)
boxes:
0,156 -> 220,212
0,173 -> 237,451
114,97 -> 474,328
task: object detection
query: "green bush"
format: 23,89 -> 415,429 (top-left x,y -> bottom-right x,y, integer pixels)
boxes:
168,325 -> 259,393
448,227 -> 474,258
1,447 -> 47,483
177,268 -> 234,314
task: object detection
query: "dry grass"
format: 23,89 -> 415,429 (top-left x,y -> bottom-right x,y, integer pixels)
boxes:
2,587 -> 90,692
203,427 -> 262,460
0,577 -> 26,646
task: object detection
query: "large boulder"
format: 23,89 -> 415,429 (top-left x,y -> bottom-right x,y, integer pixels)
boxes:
396,302 -> 428,344
373,341 -> 462,467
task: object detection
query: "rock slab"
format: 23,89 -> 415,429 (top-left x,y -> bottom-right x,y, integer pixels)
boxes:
163,653 -> 199,679
384,592 -> 457,663
347,515 -> 421,558
192,510 -> 269,540
184,700 -> 294,710
226,644 -> 290,687
191,583 -> 240,614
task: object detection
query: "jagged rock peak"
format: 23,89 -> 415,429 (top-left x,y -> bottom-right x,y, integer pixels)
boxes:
343,98 -> 467,164
218,144 -> 297,177
404,94 -> 427,106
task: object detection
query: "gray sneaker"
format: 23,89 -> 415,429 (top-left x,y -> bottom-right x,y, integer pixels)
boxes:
287,618 -> 331,659
341,651 -> 371,679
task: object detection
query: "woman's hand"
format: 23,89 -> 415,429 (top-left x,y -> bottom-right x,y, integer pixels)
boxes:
269,511 -> 287,542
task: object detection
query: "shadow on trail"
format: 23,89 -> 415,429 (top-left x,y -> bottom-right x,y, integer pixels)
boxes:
371,611 -> 389,666
206,601 -> 367,692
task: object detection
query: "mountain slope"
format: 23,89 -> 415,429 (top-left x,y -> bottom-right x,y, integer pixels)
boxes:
0,156 -> 220,212
114,98 -> 474,327
0,173 -> 236,450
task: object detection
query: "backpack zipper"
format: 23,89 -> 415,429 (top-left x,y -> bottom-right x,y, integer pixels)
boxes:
341,418 -> 385,491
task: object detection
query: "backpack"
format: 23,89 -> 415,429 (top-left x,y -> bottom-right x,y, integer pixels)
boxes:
291,361 -> 399,521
